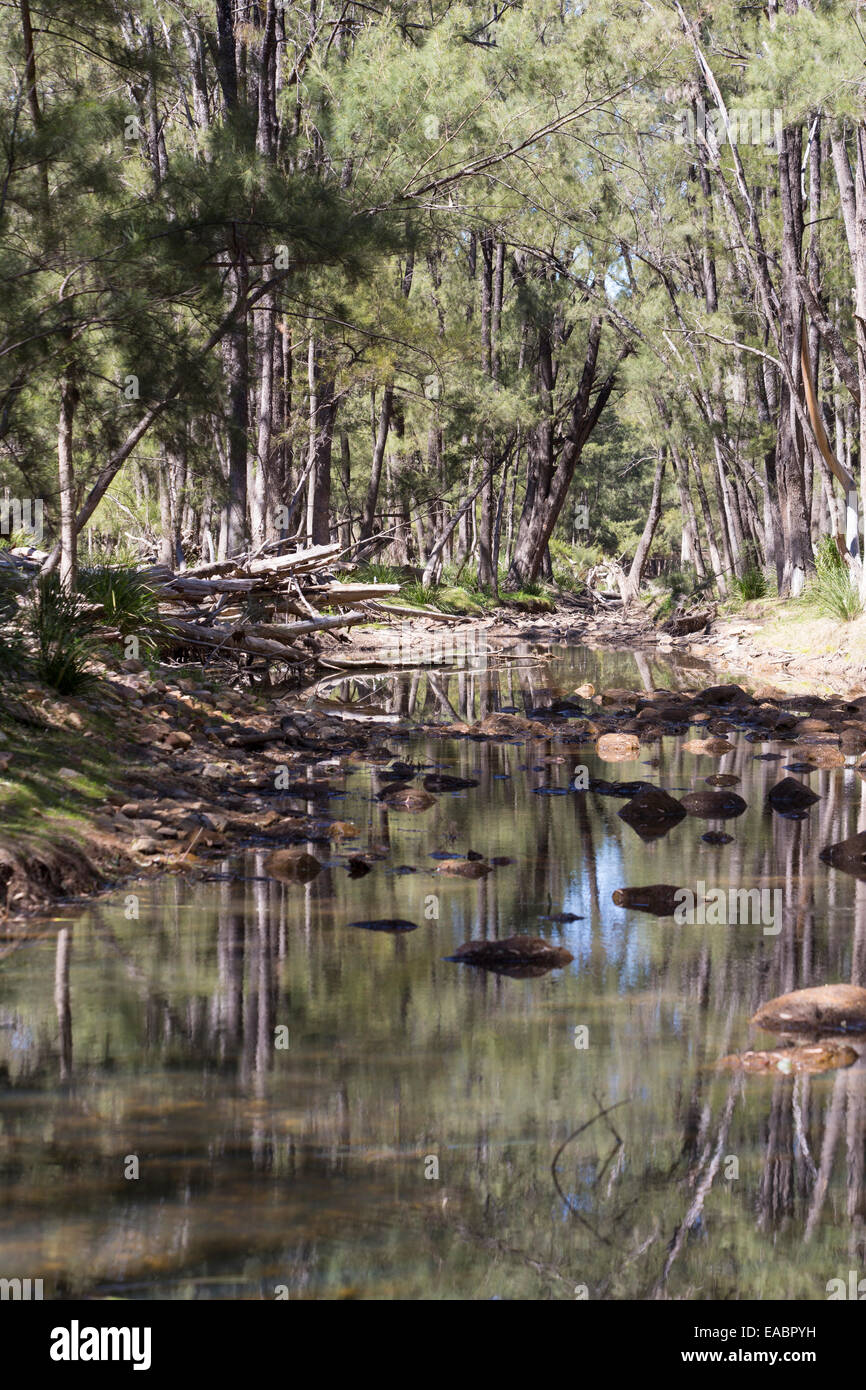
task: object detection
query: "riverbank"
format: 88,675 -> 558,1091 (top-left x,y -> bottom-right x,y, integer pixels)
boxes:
2,592 -> 865,922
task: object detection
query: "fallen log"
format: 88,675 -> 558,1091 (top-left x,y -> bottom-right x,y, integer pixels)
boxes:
365,599 -> 472,623
246,542 -> 341,575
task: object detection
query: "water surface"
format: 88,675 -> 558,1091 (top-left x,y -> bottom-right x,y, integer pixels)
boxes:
2,644 -> 866,1300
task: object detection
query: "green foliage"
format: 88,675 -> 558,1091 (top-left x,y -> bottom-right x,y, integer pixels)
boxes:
26,579 -> 97,695
815,536 -> 846,576
353,562 -> 405,586
804,559 -> 863,623
77,566 -> 165,651
732,566 -> 769,601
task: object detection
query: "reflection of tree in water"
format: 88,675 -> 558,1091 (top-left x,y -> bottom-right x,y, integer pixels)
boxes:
5,649 -> 866,1296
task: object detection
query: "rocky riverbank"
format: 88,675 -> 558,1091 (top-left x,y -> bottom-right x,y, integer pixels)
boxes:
3,593 -> 866,922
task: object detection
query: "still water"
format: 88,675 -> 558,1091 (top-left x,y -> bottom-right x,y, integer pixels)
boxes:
2,644 -> 866,1300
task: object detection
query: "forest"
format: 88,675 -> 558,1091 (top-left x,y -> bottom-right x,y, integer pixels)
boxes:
2,0 -> 865,614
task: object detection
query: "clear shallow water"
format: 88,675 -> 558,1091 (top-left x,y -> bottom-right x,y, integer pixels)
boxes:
3,644 -> 866,1300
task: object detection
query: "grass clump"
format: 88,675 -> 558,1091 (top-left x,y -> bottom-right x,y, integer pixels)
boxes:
26,579 -> 98,695
732,565 -> 769,601
78,565 -> 166,652
805,540 -> 863,622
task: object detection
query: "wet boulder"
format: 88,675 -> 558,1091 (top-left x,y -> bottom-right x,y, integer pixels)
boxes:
612,884 -> 683,916
447,935 -> 574,974
820,830 -> 866,877
752,984 -> 866,1034
679,790 -> 748,819
618,785 -> 687,839
596,732 -> 640,761
702,831 -> 734,845
766,777 -> 820,813
436,859 -> 492,878
264,848 -> 322,882
797,744 -> 845,768
705,773 -> 740,787
696,683 -> 752,707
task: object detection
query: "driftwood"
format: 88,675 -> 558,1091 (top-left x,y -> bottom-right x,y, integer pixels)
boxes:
142,543 -> 402,670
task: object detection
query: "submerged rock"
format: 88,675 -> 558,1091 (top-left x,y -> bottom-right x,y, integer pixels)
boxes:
348,918 -> 420,933
379,787 -> 437,812
612,884 -> 683,916
618,785 -> 687,839
423,773 -> 479,793
705,773 -> 740,787
752,984 -> 866,1034
436,859 -> 491,878
447,934 -> 574,974
702,831 -> 734,845
679,790 -> 748,819
264,848 -> 322,882
766,777 -> 820,813
714,1043 -> 858,1075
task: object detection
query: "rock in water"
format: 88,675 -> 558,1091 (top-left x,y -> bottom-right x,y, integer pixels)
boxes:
618,785 -> 687,839
752,984 -> 866,1034
820,830 -> 866,877
436,859 -> 491,878
681,737 -> 733,756
347,919 -> 420,933
448,935 -> 574,972
423,774 -> 480,792
679,790 -> 748,819
766,777 -> 820,813
264,849 -> 322,882
596,732 -> 640,761
379,787 -> 437,812
714,1043 -> 857,1075
696,684 -> 752,707
612,885 -> 684,916
705,773 -> 740,787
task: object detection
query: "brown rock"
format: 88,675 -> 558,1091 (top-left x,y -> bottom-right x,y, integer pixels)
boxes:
697,684 -> 752,707
618,785 -> 687,839
715,1043 -> 858,1074
437,859 -> 492,878
799,745 -> 845,768
679,790 -> 748,819
473,712 -> 549,739
766,777 -> 820,813
612,884 -> 683,916
793,717 -> 833,734
449,935 -> 573,972
264,848 -> 322,882
752,984 -> 866,1035
596,732 -> 640,761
